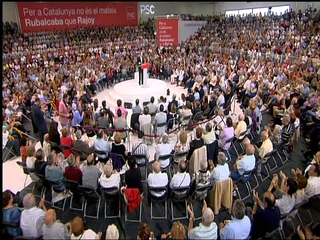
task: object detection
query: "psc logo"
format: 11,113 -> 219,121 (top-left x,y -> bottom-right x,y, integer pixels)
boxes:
126,6 -> 136,20
140,5 -> 155,15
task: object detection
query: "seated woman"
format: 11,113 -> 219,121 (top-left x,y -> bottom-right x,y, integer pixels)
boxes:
26,142 -> 36,169
45,153 -> 66,191
60,127 -> 74,158
111,131 -> 128,161
187,127 -> 204,160
174,130 -> 190,162
218,117 -> 235,151
2,190 -> 22,238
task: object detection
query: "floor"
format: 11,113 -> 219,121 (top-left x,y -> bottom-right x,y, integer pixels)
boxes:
3,79 -> 319,239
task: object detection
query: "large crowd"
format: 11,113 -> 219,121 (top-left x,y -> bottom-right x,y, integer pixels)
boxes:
2,6 -> 320,240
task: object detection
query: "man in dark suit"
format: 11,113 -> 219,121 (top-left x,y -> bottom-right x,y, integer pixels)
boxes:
31,96 -> 48,147
137,52 -> 144,85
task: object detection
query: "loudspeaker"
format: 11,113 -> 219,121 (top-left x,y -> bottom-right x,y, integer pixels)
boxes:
124,102 -> 132,109
143,101 -> 149,106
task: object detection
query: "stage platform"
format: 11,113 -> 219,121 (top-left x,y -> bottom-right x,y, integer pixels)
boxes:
108,78 -> 168,107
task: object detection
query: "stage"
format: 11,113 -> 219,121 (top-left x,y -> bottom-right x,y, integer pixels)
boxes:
108,77 -> 168,107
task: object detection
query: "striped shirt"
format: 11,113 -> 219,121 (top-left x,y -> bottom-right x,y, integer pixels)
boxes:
281,123 -> 294,144
20,206 -> 45,238
131,140 -> 150,163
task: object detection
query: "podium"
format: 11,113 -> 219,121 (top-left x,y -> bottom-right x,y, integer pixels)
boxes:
142,63 -> 150,87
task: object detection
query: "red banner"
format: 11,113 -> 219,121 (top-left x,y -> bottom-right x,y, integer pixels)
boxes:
17,2 -> 138,32
157,18 -> 179,47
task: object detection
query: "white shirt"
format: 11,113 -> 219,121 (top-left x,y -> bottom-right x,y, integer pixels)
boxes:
148,171 -> 168,197
234,120 -> 247,139
295,176 -> 320,205
20,206 -> 46,238
99,172 -> 120,189
170,172 -> 191,189
275,194 -> 295,215
71,229 -> 99,239
155,143 -> 174,168
210,163 -> 230,183
139,114 -> 151,130
259,138 -> 273,159
26,156 -> 36,169
216,94 -> 225,108
237,155 -> 256,175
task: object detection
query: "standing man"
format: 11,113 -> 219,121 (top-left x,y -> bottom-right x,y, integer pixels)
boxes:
137,52 -> 144,86
31,96 -> 48,147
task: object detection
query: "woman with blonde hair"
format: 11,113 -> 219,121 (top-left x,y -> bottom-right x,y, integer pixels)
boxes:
111,132 -> 128,160
161,221 -> 186,240
174,130 -> 190,162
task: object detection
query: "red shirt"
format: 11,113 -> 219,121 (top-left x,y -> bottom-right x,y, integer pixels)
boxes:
65,166 -> 83,185
60,136 -> 74,158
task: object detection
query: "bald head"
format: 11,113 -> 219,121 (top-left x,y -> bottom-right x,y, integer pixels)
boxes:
45,209 -> 57,226
245,144 -> 255,155
264,191 -> 276,208
103,164 -> 113,178
243,137 -> 250,146
202,208 -> 214,226
261,131 -> 269,141
153,161 -> 161,173
23,193 -> 36,209
238,114 -> 244,121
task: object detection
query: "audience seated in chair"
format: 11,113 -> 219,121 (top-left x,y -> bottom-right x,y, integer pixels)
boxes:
20,193 -> 47,239
2,190 -> 22,238
45,152 -> 66,191
93,129 -> 111,163
42,209 -> 71,239
218,117 -> 234,151
234,114 -> 247,140
173,130 -> 190,160
139,106 -> 151,131
154,133 -> 174,168
219,199 -> 251,240
147,161 -> 168,197
231,144 -> 256,182
251,190 -> 281,239
209,152 -> 230,185
131,130 -> 150,164
113,109 -> 128,142
190,158 -> 210,198
202,122 -> 216,144
65,154 -> 83,185
161,221 -> 187,240
187,200 -> 218,239
267,171 -> 298,216
155,104 -> 167,135
82,154 -> 102,192
111,132 -> 128,160
70,216 -> 101,239
72,129 -> 93,160
124,155 -> 143,194
292,163 -> 320,205
187,127 -> 204,160
137,222 -> 156,240
99,162 -> 120,189
170,160 -> 191,190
